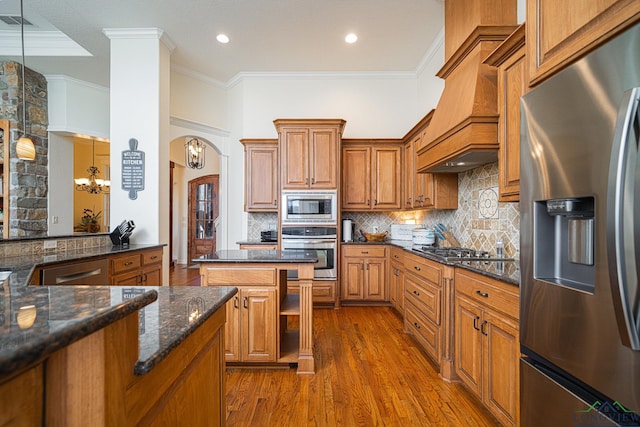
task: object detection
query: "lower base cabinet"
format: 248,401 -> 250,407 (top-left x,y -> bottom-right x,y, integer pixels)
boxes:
454,268 -> 520,426
389,247 -> 405,313
110,248 -> 163,286
225,288 -> 277,362
341,245 -> 388,302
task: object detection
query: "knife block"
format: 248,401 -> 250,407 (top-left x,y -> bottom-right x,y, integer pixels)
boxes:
110,227 -> 131,246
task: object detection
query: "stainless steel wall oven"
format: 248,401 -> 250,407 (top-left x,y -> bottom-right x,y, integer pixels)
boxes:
281,226 -> 337,280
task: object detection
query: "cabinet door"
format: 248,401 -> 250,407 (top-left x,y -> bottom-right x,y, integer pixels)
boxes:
364,258 -> 386,301
281,128 -> 309,189
497,46 -> 525,202
142,264 -> 162,286
527,0 -> 640,85
483,310 -> 520,426
225,296 -> 241,361
241,288 -> 276,362
342,147 -> 371,210
246,144 -> 278,211
372,147 -> 401,210
309,127 -> 339,189
341,258 -> 365,300
403,140 -> 415,209
455,296 -> 483,398
415,173 -> 432,208
111,270 -> 141,286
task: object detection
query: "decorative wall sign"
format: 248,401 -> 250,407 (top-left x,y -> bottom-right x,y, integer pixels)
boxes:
121,138 -> 145,200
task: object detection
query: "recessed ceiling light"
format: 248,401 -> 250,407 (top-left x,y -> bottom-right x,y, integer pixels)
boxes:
345,33 -> 358,44
216,34 -> 230,44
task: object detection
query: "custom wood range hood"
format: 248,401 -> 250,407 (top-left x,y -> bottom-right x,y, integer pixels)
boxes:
417,0 -> 517,173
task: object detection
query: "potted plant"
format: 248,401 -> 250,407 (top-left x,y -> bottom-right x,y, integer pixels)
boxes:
75,209 -> 102,233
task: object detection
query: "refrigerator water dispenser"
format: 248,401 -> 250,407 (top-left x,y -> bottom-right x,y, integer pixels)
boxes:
533,197 -> 595,293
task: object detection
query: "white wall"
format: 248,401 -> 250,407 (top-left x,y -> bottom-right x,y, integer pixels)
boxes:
46,75 -> 110,138
47,133 -> 74,235
238,74 -> 420,138
170,70 -> 228,130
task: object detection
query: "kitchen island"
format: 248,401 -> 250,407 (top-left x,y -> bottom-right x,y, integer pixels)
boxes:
195,250 -> 317,374
0,284 -> 236,426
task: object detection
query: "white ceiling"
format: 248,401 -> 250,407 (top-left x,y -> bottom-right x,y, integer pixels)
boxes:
0,0 -> 445,88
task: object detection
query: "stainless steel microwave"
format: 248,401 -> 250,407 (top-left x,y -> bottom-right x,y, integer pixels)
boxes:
281,191 -> 337,225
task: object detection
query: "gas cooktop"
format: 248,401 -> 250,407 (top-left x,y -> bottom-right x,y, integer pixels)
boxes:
411,246 -> 514,262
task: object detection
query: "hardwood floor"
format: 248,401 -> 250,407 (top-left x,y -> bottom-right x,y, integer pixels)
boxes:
169,266 -> 499,426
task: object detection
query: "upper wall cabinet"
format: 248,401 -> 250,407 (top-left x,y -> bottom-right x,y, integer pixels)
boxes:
527,0 -> 640,86
484,24 -> 526,202
342,141 -> 402,211
240,139 -> 279,212
274,119 -> 346,190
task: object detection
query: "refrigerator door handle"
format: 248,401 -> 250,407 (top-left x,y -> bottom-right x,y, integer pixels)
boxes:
608,86 -> 640,350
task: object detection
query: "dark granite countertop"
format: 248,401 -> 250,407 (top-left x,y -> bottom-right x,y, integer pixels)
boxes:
0,284 -> 237,380
342,239 -> 520,286
195,249 -> 318,263
0,244 -> 166,288
236,241 -> 278,245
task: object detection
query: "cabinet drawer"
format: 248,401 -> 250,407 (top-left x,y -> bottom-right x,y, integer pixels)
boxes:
455,269 -> 519,319
142,249 -> 163,265
390,247 -> 405,264
405,274 -> 441,325
405,301 -> 439,362
342,245 -> 386,258
112,254 -> 141,274
203,268 -> 276,285
404,253 -> 441,286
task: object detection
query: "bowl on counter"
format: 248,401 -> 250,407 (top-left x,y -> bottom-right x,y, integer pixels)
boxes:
361,231 -> 388,242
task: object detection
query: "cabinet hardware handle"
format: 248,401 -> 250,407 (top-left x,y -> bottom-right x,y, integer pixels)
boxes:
365,263 -> 369,270
413,322 -> 421,329
407,198 -> 412,205
476,290 -> 489,298
150,256 -> 158,260
374,199 -> 378,205
394,255 -> 399,259
362,251 -> 369,254
311,177 -> 315,184
243,297 -> 248,309
473,316 -> 480,330
233,296 -> 239,308
414,266 -> 421,271
367,200 -> 370,205
274,199 -> 277,205
305,178 -> 309,185
413,290 -> 420,296
480,320 -> 488,336
125,261 -> 134,266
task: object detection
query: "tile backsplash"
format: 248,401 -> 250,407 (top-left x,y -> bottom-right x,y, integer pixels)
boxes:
0,234 -> 112,258
344,163 -> 520,258
245,163 -> 520,258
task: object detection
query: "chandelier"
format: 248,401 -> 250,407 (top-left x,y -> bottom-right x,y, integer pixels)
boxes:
185,138 -> 205,169
74,140 -> 110,194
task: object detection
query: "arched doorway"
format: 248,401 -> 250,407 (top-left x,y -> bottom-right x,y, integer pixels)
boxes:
188,174 -> 219,264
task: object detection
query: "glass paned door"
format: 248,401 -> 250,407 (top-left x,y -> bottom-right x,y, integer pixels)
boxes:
188,175 -> 219,264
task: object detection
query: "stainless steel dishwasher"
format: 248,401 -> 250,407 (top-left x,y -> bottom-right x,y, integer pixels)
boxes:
41,258 -> 109,285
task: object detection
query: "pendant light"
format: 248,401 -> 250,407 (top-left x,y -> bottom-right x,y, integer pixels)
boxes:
16,0 -> 36,161
75,140 -> 110,194
185,138 -> 205,169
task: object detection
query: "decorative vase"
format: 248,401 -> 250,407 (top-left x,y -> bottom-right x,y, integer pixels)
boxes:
88,221 -> 100,233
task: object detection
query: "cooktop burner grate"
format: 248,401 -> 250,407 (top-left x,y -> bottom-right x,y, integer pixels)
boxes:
411,246 -> 513,262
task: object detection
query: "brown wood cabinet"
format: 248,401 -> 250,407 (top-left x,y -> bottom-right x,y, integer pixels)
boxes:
342,142 -> 402,211
454,268 -> 520,426
240,139 -> 279,211
527,0 -> 640,86
389,246 -> 405,313
110,248 -> 163,286
225,288 -> 277,362
403,115 -> 458,210
274,119 -> 345,190
341,245 -> 387,302
203,267 -> 278,363
485,24 -> 526,202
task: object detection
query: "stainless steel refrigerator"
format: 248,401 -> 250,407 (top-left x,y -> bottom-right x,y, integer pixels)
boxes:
520,22 -> 640,426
